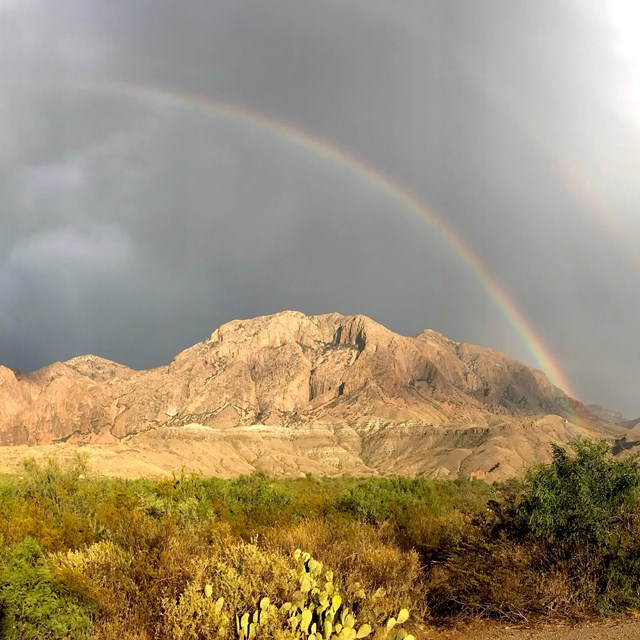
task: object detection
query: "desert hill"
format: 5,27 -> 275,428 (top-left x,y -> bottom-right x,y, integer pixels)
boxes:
586,404 -> 629,426
0,311 -> 626,479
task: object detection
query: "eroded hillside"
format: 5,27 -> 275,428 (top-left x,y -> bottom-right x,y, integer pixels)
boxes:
0,311 -> 625,478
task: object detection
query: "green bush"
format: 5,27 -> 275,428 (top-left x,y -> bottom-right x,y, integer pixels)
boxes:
159,547 -> 416,640
3,445 -> 640,632
519,438 -> 640,546
203,472 -> 293,530
0,538 -> 97,639
425,439 -> 640,621
334,477 -> 441,524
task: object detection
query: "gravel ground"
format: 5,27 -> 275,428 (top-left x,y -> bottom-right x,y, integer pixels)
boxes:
423,616 -> 640,639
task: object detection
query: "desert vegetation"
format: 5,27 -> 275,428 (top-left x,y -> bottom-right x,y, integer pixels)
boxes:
1,438 -> 640,639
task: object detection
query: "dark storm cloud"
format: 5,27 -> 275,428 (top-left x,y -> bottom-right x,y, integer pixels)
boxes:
1,0 -> 639,416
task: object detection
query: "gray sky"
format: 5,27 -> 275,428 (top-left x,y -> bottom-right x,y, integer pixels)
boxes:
1,0 -> 639,416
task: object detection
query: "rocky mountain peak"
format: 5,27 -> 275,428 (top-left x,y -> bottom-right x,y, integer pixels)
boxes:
0,311 -> 624,478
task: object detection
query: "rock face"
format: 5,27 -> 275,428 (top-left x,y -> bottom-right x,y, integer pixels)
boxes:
0,311 -> 624,478
586,404 -> 628,426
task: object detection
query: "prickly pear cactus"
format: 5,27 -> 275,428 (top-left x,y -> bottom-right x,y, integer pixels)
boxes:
236,596 -> 279,639
175,550 -> 414,640
273,549 -> 414,640
380,607 -> 415,640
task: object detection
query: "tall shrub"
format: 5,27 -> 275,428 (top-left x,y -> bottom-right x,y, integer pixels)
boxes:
519,438 -> 640,546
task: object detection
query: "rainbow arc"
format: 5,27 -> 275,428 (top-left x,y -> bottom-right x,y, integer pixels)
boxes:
78,79 -> 577,397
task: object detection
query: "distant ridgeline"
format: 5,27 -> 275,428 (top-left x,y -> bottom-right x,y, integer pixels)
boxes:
0,311 -> 627,479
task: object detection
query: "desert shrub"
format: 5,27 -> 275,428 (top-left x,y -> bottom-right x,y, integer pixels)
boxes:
334,477 -> 442,524
159,547 -> 416,640
55,534 -> 207,636
6,444 -> 640,632
519,438 -> 640,547
92,622 -> 150,640
226,473 -> 291,513
54,541 -> 138,613
425,439 -> 640,621
18,455 -> 90,502
519,439 -> 640,613
333,476 -> 493,527
424,526 -> 552,622
204,541 -> 298,610
133,486 -> 168,519
157,541 -> 296,639
162,582 -> 230,640
134,472 -> 212,525
202,472 -> 293,532
279,475 -> 358,518
261,518 -> 425,624
332,476 -> 491,569
2,455 -> 112,550
94,486 -> 176,552
0,537 -> 97,639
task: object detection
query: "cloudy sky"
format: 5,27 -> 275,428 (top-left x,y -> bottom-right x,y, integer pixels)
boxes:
1,0 -> 639,416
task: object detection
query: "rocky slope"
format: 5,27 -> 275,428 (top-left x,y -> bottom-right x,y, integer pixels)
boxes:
0,311 -> 625,478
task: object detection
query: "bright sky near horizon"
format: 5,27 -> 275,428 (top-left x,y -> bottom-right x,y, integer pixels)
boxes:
1,0 -> 639,416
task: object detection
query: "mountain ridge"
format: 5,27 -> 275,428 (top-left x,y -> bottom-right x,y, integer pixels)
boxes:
0,310 -> 625,479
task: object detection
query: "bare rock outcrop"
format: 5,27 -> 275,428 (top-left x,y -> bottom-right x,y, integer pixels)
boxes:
0,311 -> 624,478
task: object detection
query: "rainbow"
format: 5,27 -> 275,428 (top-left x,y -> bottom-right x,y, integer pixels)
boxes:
459,61 -> 640,272
362,0 -> 640,271
77,79 -> 577,396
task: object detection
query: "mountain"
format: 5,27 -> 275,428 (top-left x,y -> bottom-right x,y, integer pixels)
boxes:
0,311 -> 624,479
587,404 -> 640,430
586,404 -> 628,426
